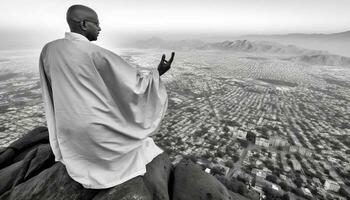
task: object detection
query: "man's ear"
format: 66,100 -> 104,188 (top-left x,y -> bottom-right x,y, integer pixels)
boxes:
80,21 -> 87,31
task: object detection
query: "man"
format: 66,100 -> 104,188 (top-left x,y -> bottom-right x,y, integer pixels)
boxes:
39,4 -> 174,189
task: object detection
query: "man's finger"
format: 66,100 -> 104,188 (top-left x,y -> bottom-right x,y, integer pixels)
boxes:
161,54 -> 165,63
168,52 -> 175,64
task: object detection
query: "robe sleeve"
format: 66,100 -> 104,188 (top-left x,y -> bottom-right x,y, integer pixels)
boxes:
91,48 -> 168,138
38,47 -> 63,161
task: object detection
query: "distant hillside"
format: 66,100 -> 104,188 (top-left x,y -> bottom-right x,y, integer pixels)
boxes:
244,30 -> 350,40
210,40 -> 325,55
132,37 -> 350,67
238,30 -> 350,57
133,38 -> 326,55
284,54 -> 350,67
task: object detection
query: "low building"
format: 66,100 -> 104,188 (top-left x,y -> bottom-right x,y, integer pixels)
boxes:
324,179 -> 340,192
291,159 -> 302,171
301,187 -> 313,198
256,138 -> 269,147
233,130 -> 247,139
252,168 -> 267,179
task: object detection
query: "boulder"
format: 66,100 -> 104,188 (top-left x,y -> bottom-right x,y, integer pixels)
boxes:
0,143 -> 55,196
0,148 -> 15,169
0,150 -> 36,195
0,126 -> 49,169
143,153 -> 173,200
9,127 -> 49,151
92,176 -> 152,200
92,152 -> 172,200
0,162 -> 98,200
172,159 -> 233,200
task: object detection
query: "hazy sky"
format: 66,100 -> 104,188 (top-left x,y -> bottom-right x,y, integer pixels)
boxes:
1,0 -> 350,50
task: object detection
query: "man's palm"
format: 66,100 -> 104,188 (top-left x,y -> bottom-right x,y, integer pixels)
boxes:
158,52 -> 175,76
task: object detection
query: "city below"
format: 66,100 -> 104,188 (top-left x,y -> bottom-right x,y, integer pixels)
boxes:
0,48 -> 349,200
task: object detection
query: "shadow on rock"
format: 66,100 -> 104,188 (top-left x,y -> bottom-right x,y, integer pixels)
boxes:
172,159 -> 233,200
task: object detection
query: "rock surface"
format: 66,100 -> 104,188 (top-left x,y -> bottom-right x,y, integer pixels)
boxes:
1,162 -> 98,200
0,127 -> 246,200
172,159 -> 232,200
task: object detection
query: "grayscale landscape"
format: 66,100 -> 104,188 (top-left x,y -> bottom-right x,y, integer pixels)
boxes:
0,33 -> 349,199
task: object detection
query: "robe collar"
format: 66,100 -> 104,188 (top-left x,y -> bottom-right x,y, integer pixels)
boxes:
65,32 -> 89,42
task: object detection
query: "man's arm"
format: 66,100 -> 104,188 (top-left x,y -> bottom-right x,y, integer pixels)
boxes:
157,52 -> 175,76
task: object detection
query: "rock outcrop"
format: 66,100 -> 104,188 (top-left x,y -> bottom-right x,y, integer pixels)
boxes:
0,127 -> 246,200
172,159 -> 233,200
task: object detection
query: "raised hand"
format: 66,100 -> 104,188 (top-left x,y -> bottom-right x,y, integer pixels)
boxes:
157,52 -> 175,76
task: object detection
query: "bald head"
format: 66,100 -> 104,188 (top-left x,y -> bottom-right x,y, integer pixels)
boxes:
67,5 -> 97,25
66,5 -> 101,41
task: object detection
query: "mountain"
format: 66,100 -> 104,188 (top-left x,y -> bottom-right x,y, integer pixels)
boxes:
238,30 -> 350,57
244,30 -> 350,40
132,38 -> 326,55
132,35 -> 350,67
132,30 -> 350,56
209,40 -> 326,55
327,30 -> 350,39
132,37 -> 350,66
284,54 -> 350,67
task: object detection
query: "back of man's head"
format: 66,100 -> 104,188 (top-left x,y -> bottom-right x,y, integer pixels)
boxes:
66,5 -> 101,41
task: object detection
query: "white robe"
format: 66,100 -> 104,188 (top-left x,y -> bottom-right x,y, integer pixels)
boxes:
39,32 -> 168,189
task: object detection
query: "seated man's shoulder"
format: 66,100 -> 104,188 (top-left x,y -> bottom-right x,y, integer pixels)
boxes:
42,38 -> 101,55
41,39 -> 62,51
90,45 -> 122,61
44,38 -> 68,48
41,38 -> 76,55
41,38 -> 120,63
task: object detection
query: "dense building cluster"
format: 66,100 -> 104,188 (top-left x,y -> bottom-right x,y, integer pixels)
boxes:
0,72 -> 46,147
153,51 -> 350,200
